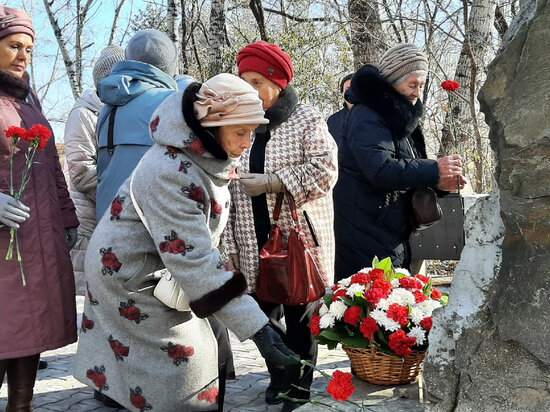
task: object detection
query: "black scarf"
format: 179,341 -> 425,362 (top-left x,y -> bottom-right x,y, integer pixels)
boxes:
0,70 -> 31,100
249,85 -> 299,252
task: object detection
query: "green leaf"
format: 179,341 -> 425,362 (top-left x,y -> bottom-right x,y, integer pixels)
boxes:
377,257 -> 393,272
323,294 -> 333,306
340,336 -> 370,348
320,329 -> 342,342
439,294 -> 449,307
423,280 -> 433,297
372,256 -> 380,267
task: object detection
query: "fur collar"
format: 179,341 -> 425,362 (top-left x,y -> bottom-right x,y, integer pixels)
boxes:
346,65 -> 423,140
262,84 -> 299,131
0,70 -> 31,100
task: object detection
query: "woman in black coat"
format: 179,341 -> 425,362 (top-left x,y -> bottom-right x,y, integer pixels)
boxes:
333,44 -> 466,280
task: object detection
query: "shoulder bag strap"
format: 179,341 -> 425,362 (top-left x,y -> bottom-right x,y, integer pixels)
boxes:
129,157 -> 151,234
107,106 -> 118,156
272,192 -> 285,222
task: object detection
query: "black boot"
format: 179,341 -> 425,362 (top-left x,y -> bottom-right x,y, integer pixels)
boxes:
37,360 -> 47,370
5,354 -> 40,412
265,364 -> 286,405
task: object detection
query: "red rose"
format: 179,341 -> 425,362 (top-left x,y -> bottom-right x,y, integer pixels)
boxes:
125,306 -> 141,321
198,387 -> 219,403
372,279 -> 392,297
331,289 -> 347,302
102,253 -> 118,269
365,288 -> 384,305
82,314 -> 94,330
167,146 -> 182,154
368,269 -> 385,280
387,303 -> 410,327
310,314 -> 321,335
109,339 -> 129,357
210,198 -> 222,216
350,272 -> 370,285
388,330 -> 417,357
413,290 -> 428,303
169,239 -> 187,254
189,187 -> 205,202
359,317 -> 379,339
112,261 -> 122,272
420,317 -> 433,331
93,373 -> 106,389
431,287 -> 442,299
150,116 -> 160,133
344,306 -> 362,326
183,346 -> 194,357
441,80 -> 460,92
327,370 -> 355,401
86,370 -> 96,380
111,199 -> 123,216
190,138 -> 206,155
168,344 -> 187,359
399,277 -> 423,290
131,394 -> 147,409
159,241 -> 171,253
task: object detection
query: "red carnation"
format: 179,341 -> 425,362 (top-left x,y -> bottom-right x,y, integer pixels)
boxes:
387,303 -> 410,327
365,288 -> 385,305
388,330 -> 417,357
350,272 -> 370,285
344,306 -> 362,326
327,370 -> 355,401
368,269 -> 385,280
359,317 -> 379,339
399,277 -> 423,290
372,279 -> 392,297
331,289 -> 347,301
413,290 -> 428,303
420,317 -> 433,331
29,124 -> 52,150
441,80 -> 460,92
310,314 -> 321,335
431,287 -> 442,299
415,274 -> 430,284
198,387 -> 219,403
4,126 -> 27,139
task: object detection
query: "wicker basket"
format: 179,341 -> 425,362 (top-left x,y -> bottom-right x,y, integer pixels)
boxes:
342,345 -> 426,385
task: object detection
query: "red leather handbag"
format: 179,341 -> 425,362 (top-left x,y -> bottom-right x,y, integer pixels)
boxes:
257,192 -> 325,305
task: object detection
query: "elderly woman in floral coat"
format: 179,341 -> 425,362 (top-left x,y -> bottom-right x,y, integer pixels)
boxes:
223,41 -> 338,412
73,74 -> 298,412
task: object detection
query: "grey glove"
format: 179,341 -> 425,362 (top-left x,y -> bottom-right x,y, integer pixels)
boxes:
66,227 -> 78,250
252,324 -> 300,367
0,192 -> 30,228
238,173 -> 284,197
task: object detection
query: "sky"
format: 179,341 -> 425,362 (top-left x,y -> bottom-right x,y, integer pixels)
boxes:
5,0 -> 150,142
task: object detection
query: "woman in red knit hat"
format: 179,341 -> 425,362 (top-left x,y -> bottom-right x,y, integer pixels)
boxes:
223,41 -> 338,412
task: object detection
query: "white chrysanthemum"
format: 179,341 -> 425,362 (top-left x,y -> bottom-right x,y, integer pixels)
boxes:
376,298 -> 390,311
319,313 -> 335,328
391,278 -> 400,287
410,306 -> 425,324
370,308 -> 401,332
346,283 -> 365,297
338,277 -> 352,288
395,268 -> 411,277
328,300 -> 347,320
318,303 -> 329,316
408,326 -> 426,345
387,289 -> 416,306
417,300 -> 442,317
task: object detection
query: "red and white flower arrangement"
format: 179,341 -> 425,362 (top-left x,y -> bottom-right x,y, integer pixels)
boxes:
4,124 -> 52,285
312,257 -> 448,357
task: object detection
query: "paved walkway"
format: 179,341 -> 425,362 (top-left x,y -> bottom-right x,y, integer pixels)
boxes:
0,297 -> 424,411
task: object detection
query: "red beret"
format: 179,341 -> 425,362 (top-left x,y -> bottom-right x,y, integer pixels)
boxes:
237,41 -> 294,90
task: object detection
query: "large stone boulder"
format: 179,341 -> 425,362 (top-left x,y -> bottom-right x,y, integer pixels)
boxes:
424,0 -> 550,410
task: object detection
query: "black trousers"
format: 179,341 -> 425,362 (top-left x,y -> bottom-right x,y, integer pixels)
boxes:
253,294 -> 318,400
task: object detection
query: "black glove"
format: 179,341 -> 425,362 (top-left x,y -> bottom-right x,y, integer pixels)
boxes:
252,324 -> 300,367
66,227 -> 78,250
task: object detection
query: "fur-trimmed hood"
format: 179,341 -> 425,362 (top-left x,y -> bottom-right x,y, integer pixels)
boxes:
345,64 -> 423,140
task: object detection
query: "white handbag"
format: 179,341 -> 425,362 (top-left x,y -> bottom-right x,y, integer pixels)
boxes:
129,163 -> 190,312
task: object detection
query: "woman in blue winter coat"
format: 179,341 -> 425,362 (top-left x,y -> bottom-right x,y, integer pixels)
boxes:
333,44 -> 467,280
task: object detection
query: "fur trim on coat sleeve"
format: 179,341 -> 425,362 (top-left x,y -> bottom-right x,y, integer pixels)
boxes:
189,270 -> 248,318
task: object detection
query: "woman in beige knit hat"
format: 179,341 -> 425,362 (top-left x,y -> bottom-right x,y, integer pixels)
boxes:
333,43 -> 467,281
73,73 -> 299,412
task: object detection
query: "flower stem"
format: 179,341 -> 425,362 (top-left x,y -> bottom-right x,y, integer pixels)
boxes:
5,227 -> 15,260
15,230 -> 26,286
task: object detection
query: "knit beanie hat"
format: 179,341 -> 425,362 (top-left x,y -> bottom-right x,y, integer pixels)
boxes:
194,73 -> 269,127
125,29 -> 178,77
92,45 -> 125,89
0,6 -> 35,41
237,41 -> 294,90
378,43 -> 428,84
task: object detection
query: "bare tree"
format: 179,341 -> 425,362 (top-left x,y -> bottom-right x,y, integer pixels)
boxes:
348,0 -> 384,68
209,0 -> 227,76
167,0 -> 180,44
109,0 -> 129,45
250,0 -> 268,41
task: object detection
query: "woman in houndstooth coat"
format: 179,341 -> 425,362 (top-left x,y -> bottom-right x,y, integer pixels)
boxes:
223,41 -> 338,412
